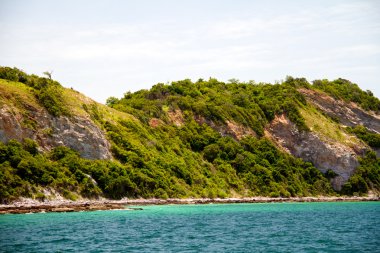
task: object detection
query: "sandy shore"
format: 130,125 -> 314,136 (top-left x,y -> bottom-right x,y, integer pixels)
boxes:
0,196 -> 379,214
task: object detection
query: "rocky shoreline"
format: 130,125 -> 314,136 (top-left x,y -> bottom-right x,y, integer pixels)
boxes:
1,196 -> 379,214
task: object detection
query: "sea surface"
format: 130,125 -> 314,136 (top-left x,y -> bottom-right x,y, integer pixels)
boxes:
0,202 -> 379,252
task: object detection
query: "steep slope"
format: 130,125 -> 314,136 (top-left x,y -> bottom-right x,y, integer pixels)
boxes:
108,77 -> 379,193
265,114 -> 365,190
298,88 -> 380,133
0,68 -> 379,202
0,79 -> 113,159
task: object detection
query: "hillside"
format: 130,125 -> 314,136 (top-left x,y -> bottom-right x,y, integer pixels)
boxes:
0,67 -> 379,203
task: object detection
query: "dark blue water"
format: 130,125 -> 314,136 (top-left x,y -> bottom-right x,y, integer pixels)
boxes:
0,202 -> 379,252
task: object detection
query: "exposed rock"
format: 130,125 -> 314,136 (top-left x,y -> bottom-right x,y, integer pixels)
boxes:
0,105 -> 111,159
298,88 -> 380,133
149,118 -> 164,128
194,115 -> 256,140
266,114 -> 366,190
224,120 -> 257,140
0,202 -> 126,214
167,109 -> 184,127
1,197 -> 379,214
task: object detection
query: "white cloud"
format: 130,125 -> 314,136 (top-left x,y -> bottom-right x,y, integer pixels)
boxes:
0,1 -> 379,102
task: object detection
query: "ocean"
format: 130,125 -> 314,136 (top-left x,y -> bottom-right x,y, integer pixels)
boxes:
0,202 -> 379,252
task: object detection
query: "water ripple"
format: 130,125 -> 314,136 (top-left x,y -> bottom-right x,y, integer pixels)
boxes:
0,202 -> 379,252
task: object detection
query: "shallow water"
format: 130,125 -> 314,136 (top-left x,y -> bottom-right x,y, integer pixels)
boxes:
0,202 -> 379,252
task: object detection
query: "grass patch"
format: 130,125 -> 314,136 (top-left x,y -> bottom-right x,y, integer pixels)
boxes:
299,104 -> 363,147
0,79 -> 41,110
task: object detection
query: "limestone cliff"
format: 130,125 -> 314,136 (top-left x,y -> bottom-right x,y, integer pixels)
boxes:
264,88 -> 380,191
0,79 -> 113,160
298,88 -> 380,133
163,90 -> 376,191
0,104 -> 112,160
194,114 -> 256,140
265,114 -> 366,190
1,75 -> 379,194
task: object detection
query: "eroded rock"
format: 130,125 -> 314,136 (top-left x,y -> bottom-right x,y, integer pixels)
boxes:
266,114 -> 366,190
0,105 -> 111,159
194,115 -> 256,140
167,109 -> 184,127
298,88 -> 380,133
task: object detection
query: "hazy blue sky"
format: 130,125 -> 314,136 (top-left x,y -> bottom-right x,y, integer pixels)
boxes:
1,0 -> 379,103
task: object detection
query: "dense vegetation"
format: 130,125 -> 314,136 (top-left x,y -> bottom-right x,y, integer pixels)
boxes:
107,77 -> 309,133
342,151 -> 380,195
0,133 -> 334,203
347,125 -> 380,148
0,67 -> 379,202
0,67 -> 68,116
311,78 -> 380,112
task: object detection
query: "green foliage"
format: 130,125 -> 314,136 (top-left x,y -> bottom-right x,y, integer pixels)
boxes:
325,169 -> 338,179
284,76 -> 311,89
22,138 -> 39,155
312,78 -> 380,112
103,112 -> 332,199
35,84 -> 68,116
109,78 -> 308,135
0,115 -> 334,203
105,96 -> 119,106
0,66 -> 68,116
342,151 -> 380,195
347,125 -> 380,148
0,67 -> 28,82
2,72 -> 378,202
0,140 -> 101,203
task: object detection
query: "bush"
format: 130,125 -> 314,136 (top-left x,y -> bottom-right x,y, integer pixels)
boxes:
347,125 -> 380,148
341,151 -> 380,195
0,66 -> 69,116
312,78 -> 380,112
35,84 -> 68,116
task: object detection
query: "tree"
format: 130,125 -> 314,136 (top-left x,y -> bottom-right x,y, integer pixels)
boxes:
43,71 -> 53,80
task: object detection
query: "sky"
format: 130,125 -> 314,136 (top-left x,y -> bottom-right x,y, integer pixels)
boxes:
0,0 -> 379,103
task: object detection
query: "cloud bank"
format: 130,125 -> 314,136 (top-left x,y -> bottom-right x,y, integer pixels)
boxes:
0,0 -> 379,102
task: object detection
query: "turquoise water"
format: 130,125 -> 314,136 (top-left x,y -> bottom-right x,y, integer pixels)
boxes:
0,202 -> 379,252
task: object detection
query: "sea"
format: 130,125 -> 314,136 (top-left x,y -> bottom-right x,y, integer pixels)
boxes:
0,202 -> 379,252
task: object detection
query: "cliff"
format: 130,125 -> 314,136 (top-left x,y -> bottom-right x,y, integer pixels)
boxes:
298,88 -> 380,133
0,79 -> 113,159
265,114 -> 365,190
1,69 -> 379,202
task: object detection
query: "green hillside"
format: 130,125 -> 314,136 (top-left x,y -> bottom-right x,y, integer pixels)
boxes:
0,67 -> 379,203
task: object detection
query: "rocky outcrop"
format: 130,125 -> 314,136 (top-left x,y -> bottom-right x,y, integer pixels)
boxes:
167,109 -> 184,127
149,118 -> 164,128
0,105 -> 111,159
0,202 -> 126,214
194,115 -> 256,140
266,114 -> 366,190
1,196 -> 378,214
298,88 -> 380,133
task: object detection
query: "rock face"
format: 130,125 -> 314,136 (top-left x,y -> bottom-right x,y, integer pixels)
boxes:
299,88 -> 380,133
166,110 -> 256,140
0,105 -> 111,160
266,114 -> 366,190
194,114 -> 256,140
167,109 -> 184,127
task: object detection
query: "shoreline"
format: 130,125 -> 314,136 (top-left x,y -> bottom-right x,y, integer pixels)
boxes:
1,196 -> 379,214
